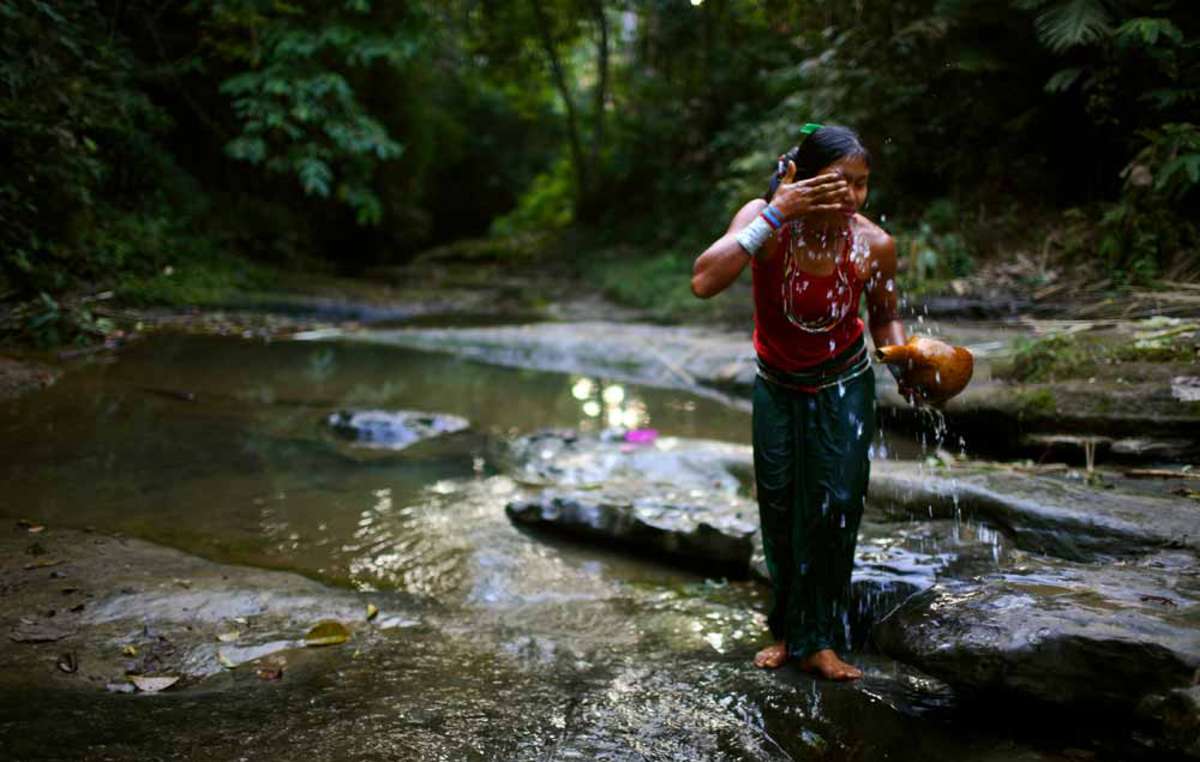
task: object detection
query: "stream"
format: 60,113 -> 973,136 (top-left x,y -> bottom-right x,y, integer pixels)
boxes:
0,332 -> 1184,760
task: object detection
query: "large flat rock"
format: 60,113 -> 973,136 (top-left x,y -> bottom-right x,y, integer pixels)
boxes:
0,526 -> 420,692
873,549 -> 1200,753
870,461 -> 1200,560
507,486 -> 757,571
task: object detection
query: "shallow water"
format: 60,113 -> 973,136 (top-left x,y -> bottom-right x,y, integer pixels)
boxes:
0,335 -> 1120,760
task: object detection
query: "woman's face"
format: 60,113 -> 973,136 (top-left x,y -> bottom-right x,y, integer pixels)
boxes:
817,154 -> 869,221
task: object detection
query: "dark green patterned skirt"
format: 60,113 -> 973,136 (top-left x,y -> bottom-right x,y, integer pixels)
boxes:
752,338 -> 875,659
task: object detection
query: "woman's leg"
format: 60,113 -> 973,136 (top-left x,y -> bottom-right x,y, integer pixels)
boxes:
788,369 -> 876,669
752,377 -> 798,666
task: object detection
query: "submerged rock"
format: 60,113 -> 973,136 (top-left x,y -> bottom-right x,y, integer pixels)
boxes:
873,549 -> 1200,718
326,409 -> 469,450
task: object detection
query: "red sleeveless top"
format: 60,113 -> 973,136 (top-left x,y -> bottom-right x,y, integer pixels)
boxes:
751,224 -> 866,372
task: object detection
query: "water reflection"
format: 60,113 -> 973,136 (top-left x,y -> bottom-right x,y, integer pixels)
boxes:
570,376 -> 651,432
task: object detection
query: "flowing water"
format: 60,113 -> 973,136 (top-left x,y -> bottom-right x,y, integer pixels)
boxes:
0,334 -> 1116,760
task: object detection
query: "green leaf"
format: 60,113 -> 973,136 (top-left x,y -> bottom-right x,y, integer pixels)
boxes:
1029,0 -> 1112,52
304,620 -> 350,647
1156,154 -> 1200,193
1115,17 -> 1183,48
296,157 -> 332,197
1044,67 -> 1084,93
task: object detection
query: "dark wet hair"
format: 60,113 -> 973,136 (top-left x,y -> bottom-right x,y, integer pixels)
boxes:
765,125 -> 870,201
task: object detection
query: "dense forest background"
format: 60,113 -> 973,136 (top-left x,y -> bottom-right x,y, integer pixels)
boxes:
2,0 -> 1198,342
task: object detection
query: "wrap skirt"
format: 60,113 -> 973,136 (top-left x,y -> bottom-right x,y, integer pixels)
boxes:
752,337 -> 875,658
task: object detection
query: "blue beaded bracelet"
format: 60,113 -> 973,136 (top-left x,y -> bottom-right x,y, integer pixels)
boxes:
760,205 -> 783,229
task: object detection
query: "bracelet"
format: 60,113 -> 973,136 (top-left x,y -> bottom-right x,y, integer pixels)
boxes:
734,205 -> 783,256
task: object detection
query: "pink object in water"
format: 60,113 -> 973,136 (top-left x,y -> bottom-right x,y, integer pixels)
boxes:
624,428 -> 658,445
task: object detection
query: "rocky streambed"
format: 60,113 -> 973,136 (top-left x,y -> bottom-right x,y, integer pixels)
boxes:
497,429 -> 1200,758
2,321 -> 1197,760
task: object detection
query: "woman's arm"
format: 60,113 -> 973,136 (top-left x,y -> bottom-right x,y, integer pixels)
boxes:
690,199 -> 769,299
864,230 -> 906,349
692,166 -> 851,299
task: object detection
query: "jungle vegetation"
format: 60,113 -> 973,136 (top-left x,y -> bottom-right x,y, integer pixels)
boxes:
2,0 -> 1197,341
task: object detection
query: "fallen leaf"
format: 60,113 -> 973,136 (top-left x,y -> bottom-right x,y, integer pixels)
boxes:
122,645 -> 139,657
366,603 -> 379,622
256,666 -> 284,681
56,652 -> 78,673
129,675 -> 179,693
1140,594 -> 1178,608
22,559 -> 63,571
304,620 -> 350,647
216,631 -> 240,643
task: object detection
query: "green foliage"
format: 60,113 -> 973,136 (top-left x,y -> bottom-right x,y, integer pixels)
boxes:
2,292 -> 114,349
586,251 -> 712,322
1003,334 -> 1098,383
1016,387 -> 1059,419
490,157 -> 575,236
999,321 -> 1197,384
0,0 -> 173,294
201,0 -> 418,225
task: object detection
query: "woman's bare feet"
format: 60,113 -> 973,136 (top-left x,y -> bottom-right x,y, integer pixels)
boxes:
753,641 -> 788,669
797,649 -> 862,681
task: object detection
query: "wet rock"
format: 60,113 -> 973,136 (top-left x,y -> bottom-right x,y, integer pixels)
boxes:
342,322 -> 754,399
870,461 -> 1200,560
502,431 -> 757,572
9,621 -> 73,643
1138,685 -> 1200,759
873,549 -> 1200,718
502,429 -> 750,492
0,527 -> 421,690
506,486 -> 757,572
0,356 -> 60,403
326,409 -> 469,450
750,517 -> 1011,650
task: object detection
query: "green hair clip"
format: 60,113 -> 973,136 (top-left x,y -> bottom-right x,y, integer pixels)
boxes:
799,122 -> 823,141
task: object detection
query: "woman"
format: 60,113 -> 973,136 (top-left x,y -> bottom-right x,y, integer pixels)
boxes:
691,124 -> 909,681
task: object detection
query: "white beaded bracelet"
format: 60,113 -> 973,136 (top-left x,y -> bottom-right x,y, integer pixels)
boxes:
735,215 -> 774,256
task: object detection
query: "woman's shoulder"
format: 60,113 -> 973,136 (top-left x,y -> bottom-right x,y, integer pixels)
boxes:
851,214 -> 894,252
851,214 -> 897,280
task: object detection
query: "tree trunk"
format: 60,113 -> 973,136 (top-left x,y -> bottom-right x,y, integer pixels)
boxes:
529,0 -> 588,206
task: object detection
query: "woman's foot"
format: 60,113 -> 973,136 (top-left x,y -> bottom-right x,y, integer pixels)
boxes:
753,641 -> 788,669
797,649 -> 862,681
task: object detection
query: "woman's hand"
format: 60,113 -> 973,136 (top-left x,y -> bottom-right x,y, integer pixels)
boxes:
771,160 -> 853,220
